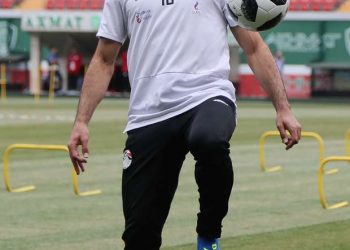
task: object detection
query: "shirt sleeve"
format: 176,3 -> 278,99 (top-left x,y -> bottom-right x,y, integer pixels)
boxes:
97,0 -> 127,44
222,2 -> 238,28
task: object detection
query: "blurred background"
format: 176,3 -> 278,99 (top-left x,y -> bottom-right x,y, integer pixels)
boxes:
0,0 -> 349,99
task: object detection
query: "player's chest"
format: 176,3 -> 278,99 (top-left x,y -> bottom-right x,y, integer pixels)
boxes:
124,0 -> 218,22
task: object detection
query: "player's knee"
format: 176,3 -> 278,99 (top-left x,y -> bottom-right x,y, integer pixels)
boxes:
188,132 -> 229,158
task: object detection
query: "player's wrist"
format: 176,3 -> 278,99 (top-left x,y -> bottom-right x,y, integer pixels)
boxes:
74,118 -> 89,127
275,102 -> 291,114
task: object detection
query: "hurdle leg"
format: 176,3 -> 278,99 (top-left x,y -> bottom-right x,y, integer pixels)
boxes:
318,156 -> 350,209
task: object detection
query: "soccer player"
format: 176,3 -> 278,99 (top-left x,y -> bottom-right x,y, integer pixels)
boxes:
68,0 -> 301,249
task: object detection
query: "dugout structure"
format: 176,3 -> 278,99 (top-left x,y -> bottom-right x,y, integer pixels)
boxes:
3,144 -> 102,196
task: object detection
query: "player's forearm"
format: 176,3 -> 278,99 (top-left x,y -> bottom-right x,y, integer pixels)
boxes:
247,43 -> 290,112
74,56 -> 114,125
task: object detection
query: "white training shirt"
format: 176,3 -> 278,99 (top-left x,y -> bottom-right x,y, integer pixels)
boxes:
97,0 -> 238,132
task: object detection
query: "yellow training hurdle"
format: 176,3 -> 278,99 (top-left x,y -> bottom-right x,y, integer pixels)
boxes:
345,129 -> 350,156
259,131 -> 337,174
318,156 -> 350,209
0,63 -> 6,101
48,65 -> 56,102
3,144 -> 102,196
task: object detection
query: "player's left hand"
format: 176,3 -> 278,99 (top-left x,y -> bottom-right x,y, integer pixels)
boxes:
276,109 -> 301,150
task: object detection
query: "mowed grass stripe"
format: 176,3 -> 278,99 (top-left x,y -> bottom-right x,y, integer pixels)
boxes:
0,98 -> 350,250
164,219 -> 350,250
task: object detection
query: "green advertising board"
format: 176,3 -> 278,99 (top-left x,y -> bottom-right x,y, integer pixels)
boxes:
0,18 -> 30,59
322,21 -> 350,63
240,20 -> 350,65
0,21 -> 9,58
21,12 -> 101,32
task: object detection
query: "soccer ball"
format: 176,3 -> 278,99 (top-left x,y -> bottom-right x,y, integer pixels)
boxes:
226,0 -> 290,31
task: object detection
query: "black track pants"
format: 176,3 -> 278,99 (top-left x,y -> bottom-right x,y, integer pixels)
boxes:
121,96 -> 236,250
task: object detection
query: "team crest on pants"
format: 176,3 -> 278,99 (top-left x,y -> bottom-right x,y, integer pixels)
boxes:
123,150 -> 133,169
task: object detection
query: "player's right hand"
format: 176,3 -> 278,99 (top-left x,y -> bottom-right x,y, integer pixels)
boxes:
68,122 -> 90,175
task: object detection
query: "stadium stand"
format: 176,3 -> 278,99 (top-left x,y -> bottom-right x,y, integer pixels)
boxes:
2,0 -> 345,11
338,0 -> 350,11
0,0 -> 22,8
289,0 -> 345,11
46,0 -> 105,10
16,0 -> 46,10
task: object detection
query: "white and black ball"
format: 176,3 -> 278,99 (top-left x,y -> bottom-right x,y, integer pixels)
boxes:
226,0 -> 290,31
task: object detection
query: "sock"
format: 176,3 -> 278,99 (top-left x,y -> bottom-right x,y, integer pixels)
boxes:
197,236 -> 220,250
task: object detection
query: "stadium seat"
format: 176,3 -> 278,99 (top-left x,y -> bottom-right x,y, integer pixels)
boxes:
300,3 -> 310,11
287,0 -> 346,11
338,0 -> 350,12
310,0 -> 322,10
46,0 -> 55,9
56,0 -> 65,9
66,0 -> 79,9
79,0 -> 90,9
0,0 -> 17,8
289,1 -> 298,10
90,0 -> 104,9
45,0 -> 104,10
311,3 -> 322,10
46,0 -> 65,9
323,2 -> 335,10
15,0 -> 346,11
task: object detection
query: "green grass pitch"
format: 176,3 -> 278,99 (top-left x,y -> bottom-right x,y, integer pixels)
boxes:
0,97 -> 350,249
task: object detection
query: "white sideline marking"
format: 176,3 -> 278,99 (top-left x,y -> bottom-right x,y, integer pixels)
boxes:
0,113 -> 74,122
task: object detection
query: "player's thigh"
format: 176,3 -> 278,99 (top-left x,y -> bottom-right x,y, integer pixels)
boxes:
122,123 -> 169,208
122,121 -> 188,225
186,96 -> 237,152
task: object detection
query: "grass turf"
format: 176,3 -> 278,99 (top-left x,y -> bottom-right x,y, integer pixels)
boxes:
164,219 -> 350,250
0,97 -> 350,249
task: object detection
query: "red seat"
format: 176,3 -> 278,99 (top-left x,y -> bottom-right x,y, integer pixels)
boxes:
288,0 -> 345,11
46,0 -> 65,9
56,0 -> 65,9
324,0 -> 338,4
79,0 -> 90,9
289,2 -> 298,11
296,0 -> 309,10
1,0 -> 16,8
310,0 -> 322,7
300,3 -> 310,10
90,0 -> 104,9
47,0 -> 55,9
44,0 -> 112,10
66,0 -> 79,9
311,0 -> 322,11
323,2 -> 335,10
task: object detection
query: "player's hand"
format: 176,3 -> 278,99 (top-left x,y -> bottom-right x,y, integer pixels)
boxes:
276,109 -> 301,150
68,122 -> 90,175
